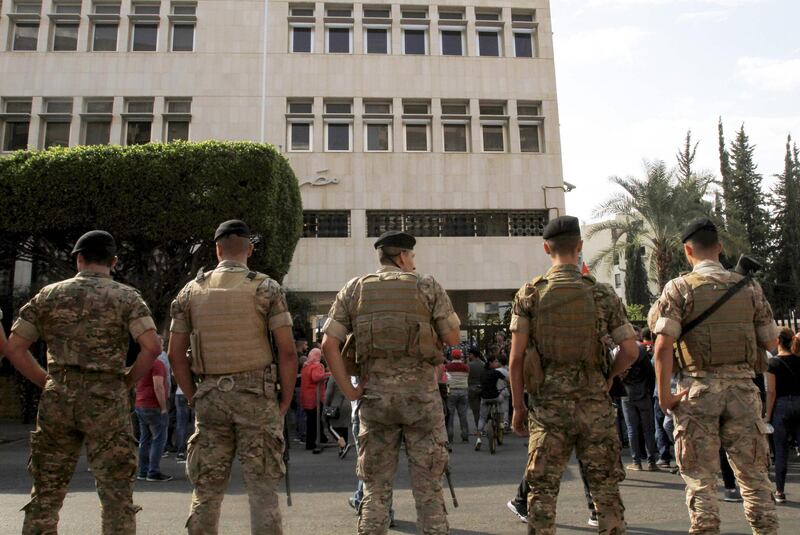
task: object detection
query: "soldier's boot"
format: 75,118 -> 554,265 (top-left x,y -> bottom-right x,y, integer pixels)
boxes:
21,500 -> 61,535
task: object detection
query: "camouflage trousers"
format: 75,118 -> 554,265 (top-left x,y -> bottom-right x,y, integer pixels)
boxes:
526,397 -> 626,535
357,388 -> 449,535
186,371 -> 285,535
672,375 -> 778,535
23,372 -> 138,535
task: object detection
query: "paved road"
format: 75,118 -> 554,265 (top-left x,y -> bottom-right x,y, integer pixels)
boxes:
1,422 -> 799,534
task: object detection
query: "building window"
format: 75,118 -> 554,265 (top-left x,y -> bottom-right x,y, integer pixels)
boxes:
443,124 -> 468,152
513,31 -> 534,58
93,23 -> 118,50
13,23 -> 39,50
288,100 -> 313,114
95,3 -> 121,14
52,23 -> 79,51
363,7 -> 389,18
480,102 -> 506,116
323,101 -> 352,151
365,123 -> 390,151
520,124 -> 541,153
512,12 -> 535,22
475,11 -> 500,22
404,124 -> 428,152
290,26 -> 313,52
164,99 -> 191,141
517,102 -> 540,116
326,27 -> 351,53
401,9 -> 427,20
83,99 -> 113,145
482,125 -> 505,152
615,273 -> 622,288
441,102 -> 468,115
364,101 -> 391,114
133,3 -> 160,14
1,100 -> 32,152
43,122 -> 70,148
15,2 -> 42,13
289,122 -> 312,151
171,24 -> 194,51
477,30 -> 501,57
303,211 -> 350,238
124,99 -> 153,145
438,10 -> 463,21
289,4 -> 314,17
132,23 -> 158,50
402,28 -> 426,55
40,99 -> 72,148
366,211 -> 549,238
364,27 -> 388,54
326,6 -> 352,18
54,3 -> 80,13
440,29 -> 463,56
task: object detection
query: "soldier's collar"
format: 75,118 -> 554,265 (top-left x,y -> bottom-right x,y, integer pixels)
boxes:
691,259 -> 724,273
217,260 -> 248,269
376,265 -> 403,273
77,270 -> 112,279
545,263 -> 581,275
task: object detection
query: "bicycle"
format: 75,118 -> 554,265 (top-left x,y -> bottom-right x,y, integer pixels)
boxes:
485,400 -> 504,454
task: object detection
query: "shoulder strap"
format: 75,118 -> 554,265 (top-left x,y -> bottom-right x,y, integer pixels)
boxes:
246,271 -> 257,281
680,276 -> 752,339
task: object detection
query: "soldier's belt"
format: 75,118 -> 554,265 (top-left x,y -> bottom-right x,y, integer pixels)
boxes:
49,365 -> 124,382
196,369 -> 274,392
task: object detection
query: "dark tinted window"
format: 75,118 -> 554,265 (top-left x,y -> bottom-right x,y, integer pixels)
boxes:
172,24 -> 194,51
366,28 -> 387,53
441,31 -> 462,56
514,33 -> 533,57
292,27 -> 311,52
478,31 -> 499,56
328,28 -> 350,53
404,30 -> 425,54
93,24 -> 118,51
132,24 -> 158,51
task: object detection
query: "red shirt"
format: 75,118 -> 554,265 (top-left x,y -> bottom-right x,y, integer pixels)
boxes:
300,362 -> 327,410
135,359 -> 167,409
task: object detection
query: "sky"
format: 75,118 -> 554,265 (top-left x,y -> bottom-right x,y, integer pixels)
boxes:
551,0 -> 800,223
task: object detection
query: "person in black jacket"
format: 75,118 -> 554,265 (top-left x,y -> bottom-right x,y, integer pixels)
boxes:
620,329 -> 661,471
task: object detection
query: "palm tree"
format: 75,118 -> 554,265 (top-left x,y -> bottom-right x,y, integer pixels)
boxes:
590,160 -> 709,293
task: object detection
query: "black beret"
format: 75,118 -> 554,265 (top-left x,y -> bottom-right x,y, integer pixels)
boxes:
214,220 -> 251,241
374,230 -> 416,250
71,230 -> 117,257
542,216 -> 581,240
681,218 -> 717,243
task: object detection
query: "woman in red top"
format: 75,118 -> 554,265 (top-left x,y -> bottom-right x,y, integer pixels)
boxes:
301,348 -> 329,451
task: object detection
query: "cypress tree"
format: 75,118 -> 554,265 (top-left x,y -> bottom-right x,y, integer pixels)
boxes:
729,125 -> 770,260
770,135 -> 800,313
718,119 -> 737,226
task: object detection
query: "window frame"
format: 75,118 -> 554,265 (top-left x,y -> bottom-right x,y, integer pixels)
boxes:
12,22 -> 40,51
439,27 -> 464,56
42,120 -> 71,149
289,24 -> 314,53
403,122 -> 430,152
364,121 -> 392,152
481,123 -> 506,153
512,29 -> 534,58
131,22 -> 159,51
92,21 -> 119,51
401,26 -> 427,55
288,120 -> 313,152
324,120 -> 352,152
325,25 -> 352,54
442,122 -> 469,153
170,22 -> 195,51
363,25 -> 390,54
477,28 -> 502,57
519,122 -> 542,153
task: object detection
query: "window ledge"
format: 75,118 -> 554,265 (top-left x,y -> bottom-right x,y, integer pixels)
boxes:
324,16 -> 354,24
121,113 -> 154,119
288,15 -> 316,23
438,20 -> 467,28
162,112 -> 192,120
168,14 -> 197,22
80,113 -> 113,121
362,17 -> 391,24
479,115 -> 510,122
0,113 -> 31,120
7,13 -> 41,22
47,13 -> 81,22
38,113 -> 73,121
476,21 -> 505,29
88,14 -> 121,21
512,21 -> 538,29
127,14 -> 160,22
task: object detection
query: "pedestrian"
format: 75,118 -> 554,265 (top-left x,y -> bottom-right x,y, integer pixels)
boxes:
765,327 -> 800,504
324,375 -> 352,454
174,382 -> 193,463
475,354 -> 506,451
467,348 -> 484,432
649,218 -> 779,534
445,349 -> 470,444
294,339 -> 309,441
644,327 -> 674,469
509,215 -> 639,534
301,347 -> 330,451
135,355 -> 173,481
620,331 -> 661,472
321,230 -> 460,535
2,230 -> 161,535
167,220 -> 298,535
498,354 -> 511,428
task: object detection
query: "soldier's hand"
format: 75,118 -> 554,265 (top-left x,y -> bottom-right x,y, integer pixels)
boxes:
345,381 -> 365,402
511,407 -> 528,437
660,390 -> 688,413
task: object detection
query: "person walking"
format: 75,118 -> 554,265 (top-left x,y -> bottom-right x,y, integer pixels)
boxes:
321,230 -> 460,535
475,354 -> 506,451
167,220 -> 298,535
467,348 -> 484,432
300,347 -> 329,451
509,216 -> 639,534
174,383 -> 193,463
766,327 -> 800,504
445,349 -> 470,444
620,334 -> 661,472
135,356 -> 172,481
2,230 -> 161,535
650,218 -> 779,534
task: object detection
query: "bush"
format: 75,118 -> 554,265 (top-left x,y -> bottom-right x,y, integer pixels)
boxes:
0,141 -> 303,327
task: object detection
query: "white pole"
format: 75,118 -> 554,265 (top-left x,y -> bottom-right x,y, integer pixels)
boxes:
260,0 -> 270,143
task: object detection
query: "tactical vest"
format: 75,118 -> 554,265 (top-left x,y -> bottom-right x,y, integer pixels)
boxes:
529,274 -> 600,365
353,271 -> 440,366
675,271 -> 758,372
188,268 -> 273,375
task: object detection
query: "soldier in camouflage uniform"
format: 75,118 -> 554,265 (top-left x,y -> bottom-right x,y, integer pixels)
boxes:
649,219 -> 779,535
2,230 -> 161,535
321,230 -> 460,535
168,220 -> 297,535
508,216 -> 640,535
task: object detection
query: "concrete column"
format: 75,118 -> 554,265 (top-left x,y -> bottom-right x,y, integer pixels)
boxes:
152,96 -> 165,142
27,97 -> 43,149
110,96 -> 124,145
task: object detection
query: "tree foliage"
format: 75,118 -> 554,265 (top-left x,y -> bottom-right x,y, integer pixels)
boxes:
729,126 -> 770,260
768,136 -> 800,313
0,141 -> 303,327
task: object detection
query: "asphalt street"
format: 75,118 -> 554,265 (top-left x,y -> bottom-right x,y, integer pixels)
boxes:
1,422 -> 799,534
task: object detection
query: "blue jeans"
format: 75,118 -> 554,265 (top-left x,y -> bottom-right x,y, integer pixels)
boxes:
621,396 -> 658,464
136,407 -> 167,477
653,395 -> 672,463
773,395 -> 800,493
175,394 -> 194,455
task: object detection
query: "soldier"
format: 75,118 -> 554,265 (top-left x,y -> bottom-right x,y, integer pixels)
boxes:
167,219 -> 297,535
2,230 -> 162,535
649,218 -> 779,535
508,215 -> 639,535
321,230 -> 460,535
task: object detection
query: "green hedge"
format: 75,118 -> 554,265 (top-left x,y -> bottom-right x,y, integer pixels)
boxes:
0,141 -> 303,326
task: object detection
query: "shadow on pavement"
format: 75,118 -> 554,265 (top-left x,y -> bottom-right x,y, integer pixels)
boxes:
389,519 -> 494,534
